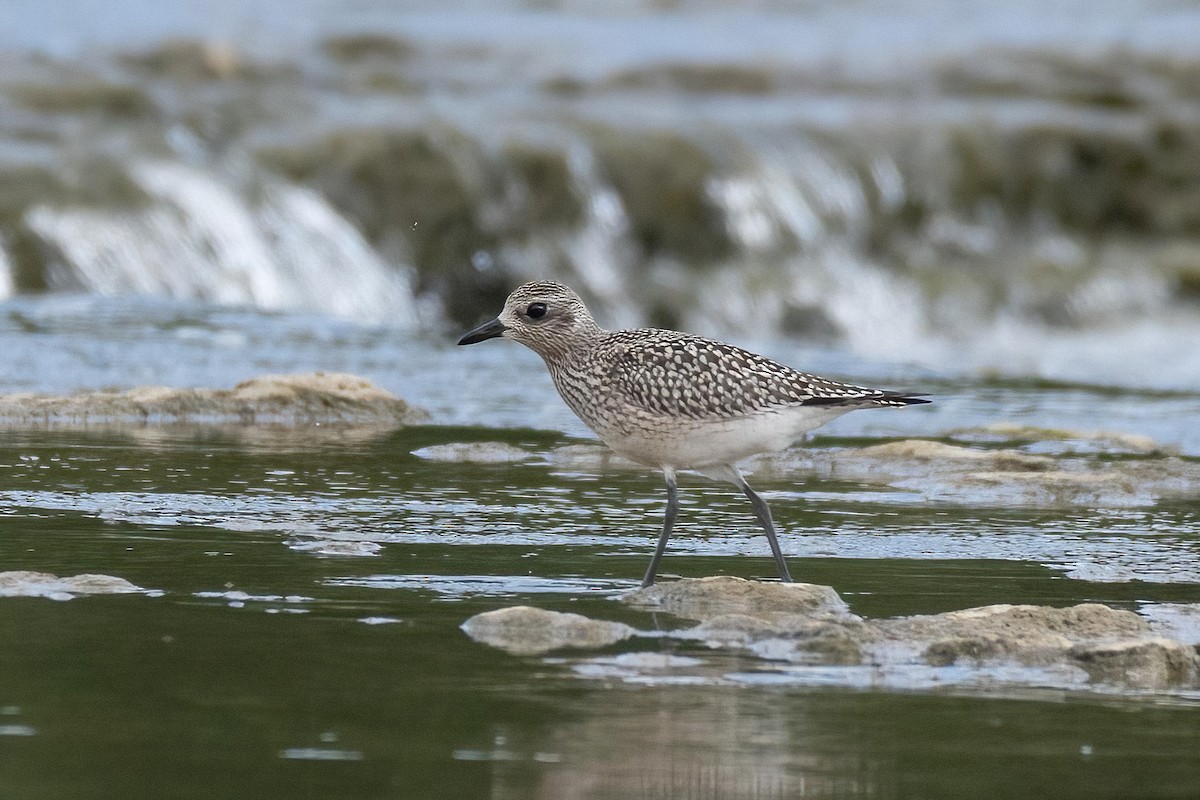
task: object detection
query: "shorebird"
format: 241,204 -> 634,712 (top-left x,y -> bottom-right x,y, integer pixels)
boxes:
458,281 -> 928,586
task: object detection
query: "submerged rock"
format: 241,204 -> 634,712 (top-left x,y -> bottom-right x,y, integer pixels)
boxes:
955,423 -> 1168,455
0,570 -> 152,600
464,578 -> 1200,693
854,439 -> 1054,470
693,613 -> 871,665
411,442 -> 535,464
752,438 -> 1200,508
0,372 -> 429,427
461,606 -> 636,656
511,435 -> 1200,508
286,539 -> 384,557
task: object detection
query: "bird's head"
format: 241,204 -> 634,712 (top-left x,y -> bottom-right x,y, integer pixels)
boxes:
457,281 -> 600,359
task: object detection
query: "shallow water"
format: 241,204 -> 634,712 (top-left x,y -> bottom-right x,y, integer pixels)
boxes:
3,297 -> 1200,798
3,0 -> 1200,792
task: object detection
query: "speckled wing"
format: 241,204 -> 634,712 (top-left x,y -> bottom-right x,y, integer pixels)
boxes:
603,329 -> 897,420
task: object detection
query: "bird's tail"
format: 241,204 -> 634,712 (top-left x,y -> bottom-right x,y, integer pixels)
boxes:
802,390 -> 930,409
873,391 -> 931,408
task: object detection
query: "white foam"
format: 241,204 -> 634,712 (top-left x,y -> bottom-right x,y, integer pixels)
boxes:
26,161 -> 418,324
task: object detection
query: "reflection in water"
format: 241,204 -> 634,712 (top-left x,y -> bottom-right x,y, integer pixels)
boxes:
463,678 -> 1200,799
475,685 -> 875,800
326,573 -> 630,598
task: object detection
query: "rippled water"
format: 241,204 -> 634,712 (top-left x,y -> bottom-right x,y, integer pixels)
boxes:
2,297 -> 1199,797
4,1 -> 1200,793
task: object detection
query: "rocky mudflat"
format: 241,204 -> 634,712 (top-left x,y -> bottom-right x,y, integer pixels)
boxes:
462,577 -> 1200,695
0,570 -> 158,600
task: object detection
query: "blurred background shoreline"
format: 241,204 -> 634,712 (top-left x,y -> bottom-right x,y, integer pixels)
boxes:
1,0 -> 1199,389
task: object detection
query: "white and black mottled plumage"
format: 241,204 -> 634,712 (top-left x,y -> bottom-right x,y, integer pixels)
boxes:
459,280 -> 929,587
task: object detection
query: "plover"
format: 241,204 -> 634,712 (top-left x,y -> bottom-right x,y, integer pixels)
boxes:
458,281 -> 929,586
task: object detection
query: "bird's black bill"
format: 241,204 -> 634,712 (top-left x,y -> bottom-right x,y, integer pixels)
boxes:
457,318 -> 508,345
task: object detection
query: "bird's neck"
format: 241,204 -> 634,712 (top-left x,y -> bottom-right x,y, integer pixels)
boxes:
538,321 -> 604,370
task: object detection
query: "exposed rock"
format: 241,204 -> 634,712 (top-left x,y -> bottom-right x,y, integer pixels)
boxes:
461,605 -> 636,656
660,593 -> 874,668
467,579 -> 1200,693
0,571 -> 152,600
0,372 -> 429,427
873,606 -> 1171,690
1069,638 -> 1199,690
622,576 -> 852,621
516,436 -> 1200,508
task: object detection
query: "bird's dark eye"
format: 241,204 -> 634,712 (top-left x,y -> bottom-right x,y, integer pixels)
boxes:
526,302 -> 548,320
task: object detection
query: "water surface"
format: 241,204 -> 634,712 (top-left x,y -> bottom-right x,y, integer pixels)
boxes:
3,0 -> 1200,794
2,298 -> 1199,798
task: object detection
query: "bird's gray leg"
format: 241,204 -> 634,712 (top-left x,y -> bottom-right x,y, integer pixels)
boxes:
642,470 -> 679,588
739,479 -> 794,583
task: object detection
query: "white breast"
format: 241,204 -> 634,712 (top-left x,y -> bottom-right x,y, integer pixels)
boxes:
593,405 -> 849,470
